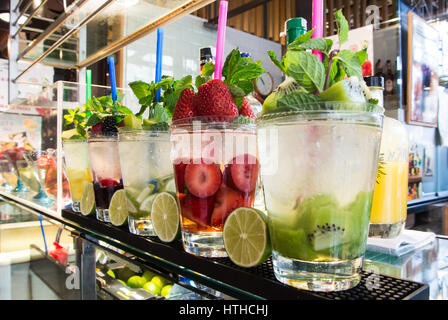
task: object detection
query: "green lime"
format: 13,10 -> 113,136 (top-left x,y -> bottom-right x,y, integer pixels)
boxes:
161,284 -> 173,298
143,281 -> 161,295
142,118 -> 157,127
136,185 -> 156,204
109,189 -> 129,226
118,279 -> 126,285
62,129 -> 78,139
151,192 -> 180,242
107,269 -> 116,279
139,193 -> 157,214
142,270 -> 156,282
126,275 -> 146,289
123,114 -> 142,129
80,182 -> 95,216
125,192 -> 138,215
223,207 -> 272,268
150,276 -> 168,289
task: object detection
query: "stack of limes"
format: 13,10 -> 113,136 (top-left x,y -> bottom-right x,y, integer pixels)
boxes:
119,269 -> 172,298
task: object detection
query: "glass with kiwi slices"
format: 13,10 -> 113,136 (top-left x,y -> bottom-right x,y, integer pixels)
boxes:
256,10 -> 384,291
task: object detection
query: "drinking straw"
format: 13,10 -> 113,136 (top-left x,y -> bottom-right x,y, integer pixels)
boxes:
213,0 -> 228,80
155,28 -> 164,102
86,69 -> 92,101
312,0 -> 324,61
108,56 -> 117,103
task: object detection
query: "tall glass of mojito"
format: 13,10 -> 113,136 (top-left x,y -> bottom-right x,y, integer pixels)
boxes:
170,117 -> 259,257
257,102 -> 383,291
62,139 -> 92,213
118,128 -> 174,236
87,131 -> 124,222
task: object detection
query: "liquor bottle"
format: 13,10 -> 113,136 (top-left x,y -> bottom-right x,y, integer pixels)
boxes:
199,47 -> 215,72
385,59 -> 395,95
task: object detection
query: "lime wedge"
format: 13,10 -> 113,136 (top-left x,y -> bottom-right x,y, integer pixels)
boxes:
62,129 -> 78,139
136,185 -> 156,203
139,193 -> 157,214
143,118 -> 157,127
151,192 -> 180,242
109,189 -> 129,226
223,207 -> 271,268
123,114 -> 142,129
162,178 -> 176,193
80,182 -> 96,216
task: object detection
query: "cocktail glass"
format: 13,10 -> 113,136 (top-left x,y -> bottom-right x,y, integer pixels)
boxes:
0,159 -> 19,191
3,148 -> 27,192
256,102 -> 384,292
170,116 -> 259,258
118,128 -> 174,236
23,149 -> 58,199
87,131 -> 124,223
369,117 -> 409,239
62,139 -> 92,213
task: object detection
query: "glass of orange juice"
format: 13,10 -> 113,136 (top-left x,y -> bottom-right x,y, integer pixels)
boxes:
369,117 -> 409,239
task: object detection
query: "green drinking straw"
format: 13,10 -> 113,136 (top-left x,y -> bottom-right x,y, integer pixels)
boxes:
86,69 -> 92,117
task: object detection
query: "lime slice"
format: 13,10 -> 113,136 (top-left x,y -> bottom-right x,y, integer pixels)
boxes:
142,118 -> 157,127
223,207 -> 272,268
80,182 -> 96,216
109,189 -> 129,226
162,178 -> 176,193
136,185 -> 156,203
139,193 -> 157,214
151,192 -> 180,242
123,114 -> 142,129
125,190 -> 138,214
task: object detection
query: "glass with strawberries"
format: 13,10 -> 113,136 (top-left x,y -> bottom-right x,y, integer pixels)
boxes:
170,116 -> 259,257
87,118 -> 124,223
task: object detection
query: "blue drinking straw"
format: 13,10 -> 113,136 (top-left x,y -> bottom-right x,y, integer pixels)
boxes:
155,28 -> 164,102
108,56 -> 118,103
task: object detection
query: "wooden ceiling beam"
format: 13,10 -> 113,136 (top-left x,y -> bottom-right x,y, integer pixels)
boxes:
208,0 -> 272,24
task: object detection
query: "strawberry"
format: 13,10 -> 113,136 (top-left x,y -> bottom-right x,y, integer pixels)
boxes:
91,122 -> 103,133
173,88 -> 196,121
184,161 -> 222,198
180,194 -> 215,227
196,80 -> 239,119
239,97 -> 256,119
210,185 -> 244,228
229,154 -> 259,193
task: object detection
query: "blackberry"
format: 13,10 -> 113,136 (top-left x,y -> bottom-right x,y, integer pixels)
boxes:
102,116 -> 118,134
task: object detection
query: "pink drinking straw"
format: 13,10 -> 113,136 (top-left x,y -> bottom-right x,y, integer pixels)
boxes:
312,0 -> 324,61
214,0 -> 228,80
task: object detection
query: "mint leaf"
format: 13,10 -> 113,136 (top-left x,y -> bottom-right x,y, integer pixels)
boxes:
335,9 -> 349,46
335,50 -> 363,80
268,50 -> 286,74
150,103 -> 170,123
277,91 -> 321,109
228,85 -> 246,98
201,62 -> 215,78
229,63 -> 265,86
174,75 -> 193,94
85,113 -> 103,126
356,49 -> 367,65
289,38 -> 333,55
195,75 -> 207,88
234,79 -> 254,96
222,49 -> 241,81
164,91 -> 179,115
155,77 -> 174,91
284,51 -> 325,93
287,29 -> 315,48
232,115 -> 255,124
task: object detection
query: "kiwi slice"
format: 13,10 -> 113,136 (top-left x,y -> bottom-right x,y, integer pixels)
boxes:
319,77 -> 366,107
262,78 -> 303,113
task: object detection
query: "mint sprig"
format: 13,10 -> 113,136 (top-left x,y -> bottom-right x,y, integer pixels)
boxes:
268,9 -> 367,94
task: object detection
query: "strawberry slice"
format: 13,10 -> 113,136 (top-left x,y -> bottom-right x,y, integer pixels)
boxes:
196,80 -> 239,119
184,161 -> 222,198
173,88 -> 196,121
99,178 -> 119,188
229,154 -> 259,193
173,159 -> 189,193
210,185 -> 244,228
239,97 -> 256,119
180,194 -> 215,227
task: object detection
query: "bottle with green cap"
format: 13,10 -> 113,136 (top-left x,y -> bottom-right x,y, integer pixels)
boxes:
262,18 -> 308,113
285,17 -> 307,45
